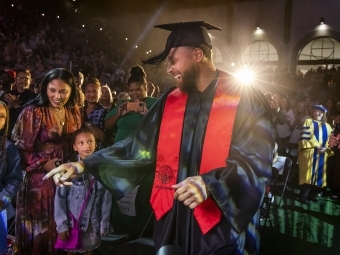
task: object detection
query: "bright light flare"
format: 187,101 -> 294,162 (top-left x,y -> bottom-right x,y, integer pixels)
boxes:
234,68 -> 255,86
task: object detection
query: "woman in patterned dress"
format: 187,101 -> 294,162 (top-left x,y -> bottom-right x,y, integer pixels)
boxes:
12,68 -> 82,255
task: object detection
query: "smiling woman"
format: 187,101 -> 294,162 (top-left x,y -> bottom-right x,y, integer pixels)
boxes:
11,68 -> 82,255
104,66 -> 158,143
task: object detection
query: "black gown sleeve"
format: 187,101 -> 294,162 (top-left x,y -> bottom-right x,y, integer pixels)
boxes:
83,89 -> 173,200
201,87 -> 275,235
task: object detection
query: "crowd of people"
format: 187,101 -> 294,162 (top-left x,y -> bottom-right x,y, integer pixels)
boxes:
0,65 -> 160,255
1,2 -> 340,255
0,1 -> 170,98
264,91 -> 340,203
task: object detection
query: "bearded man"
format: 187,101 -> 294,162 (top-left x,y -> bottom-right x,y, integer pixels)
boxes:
44,21 -> 275,255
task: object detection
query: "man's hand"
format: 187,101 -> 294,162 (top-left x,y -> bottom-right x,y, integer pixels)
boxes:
42,162 -> 85,187
58,230 -> 70,241
329,133 -> 340,149
4,94 -> 20,109
172,176 -> 210,209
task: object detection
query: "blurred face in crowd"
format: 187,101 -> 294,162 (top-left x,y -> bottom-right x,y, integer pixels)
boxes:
0,104 -> 7,130
297,102 -> 305,114
84,83 -> 101,104
167,47 -> 199,93
0,73 -> 11,90
280,98 -> 288,109
73,132 -> 96,160
101,86 -> 111,101
335,115 -> 340,124
47,79 -> 72,110
289,98 -> 296,109
305,97 -> 312,106
313,109 -> 324,121
326,99 -> 333,109
16,71 -> 31,93
75,74 -> 84,87
128,82 -> 147,101
273,94 -> 281,104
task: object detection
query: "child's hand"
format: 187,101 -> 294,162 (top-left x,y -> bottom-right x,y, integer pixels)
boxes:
101,232 -> 108,237
58,230 -> 70,241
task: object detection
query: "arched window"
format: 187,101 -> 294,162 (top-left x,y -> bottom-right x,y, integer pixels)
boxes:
298,37 -> 340,61
242,41 -> 278,64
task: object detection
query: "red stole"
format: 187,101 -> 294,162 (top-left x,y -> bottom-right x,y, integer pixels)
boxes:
150,73 -> 241,234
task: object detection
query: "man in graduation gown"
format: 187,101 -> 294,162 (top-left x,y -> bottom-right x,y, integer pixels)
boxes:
44,21 -> 275,255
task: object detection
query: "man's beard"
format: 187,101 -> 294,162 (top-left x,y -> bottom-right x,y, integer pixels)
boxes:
179,65 -> 199,94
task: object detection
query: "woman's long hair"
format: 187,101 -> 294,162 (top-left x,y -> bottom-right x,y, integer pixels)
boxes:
99,84 -> 113,104
28,68 -> 77,107
0,101 -> 9,177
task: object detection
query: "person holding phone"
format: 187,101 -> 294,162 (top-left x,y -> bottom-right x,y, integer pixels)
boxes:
104,66 -> 157,143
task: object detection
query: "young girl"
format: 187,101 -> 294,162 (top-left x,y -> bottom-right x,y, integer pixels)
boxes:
0,101 -> 22,255
54,128 -> 112,255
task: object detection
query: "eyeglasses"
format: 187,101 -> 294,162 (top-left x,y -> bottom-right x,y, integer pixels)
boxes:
17,76 -> 30,81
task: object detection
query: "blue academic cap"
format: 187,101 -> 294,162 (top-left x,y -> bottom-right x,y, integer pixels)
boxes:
312,104 -> 328,113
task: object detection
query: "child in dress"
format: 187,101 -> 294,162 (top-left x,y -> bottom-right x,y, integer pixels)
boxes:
54,128 -> 112,255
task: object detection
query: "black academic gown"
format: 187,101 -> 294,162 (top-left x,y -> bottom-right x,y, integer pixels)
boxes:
84,70 -> 275,255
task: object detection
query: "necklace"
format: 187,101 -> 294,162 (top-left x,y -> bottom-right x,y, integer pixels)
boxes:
49,107 -> 66,126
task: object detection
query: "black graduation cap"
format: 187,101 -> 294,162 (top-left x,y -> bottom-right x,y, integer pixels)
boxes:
142,21 -> 221,65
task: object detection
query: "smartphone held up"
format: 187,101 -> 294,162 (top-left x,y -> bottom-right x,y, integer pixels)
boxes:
126,102 -> 144,112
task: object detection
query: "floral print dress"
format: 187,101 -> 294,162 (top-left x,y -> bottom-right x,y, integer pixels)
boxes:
12,105 -> 81,255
